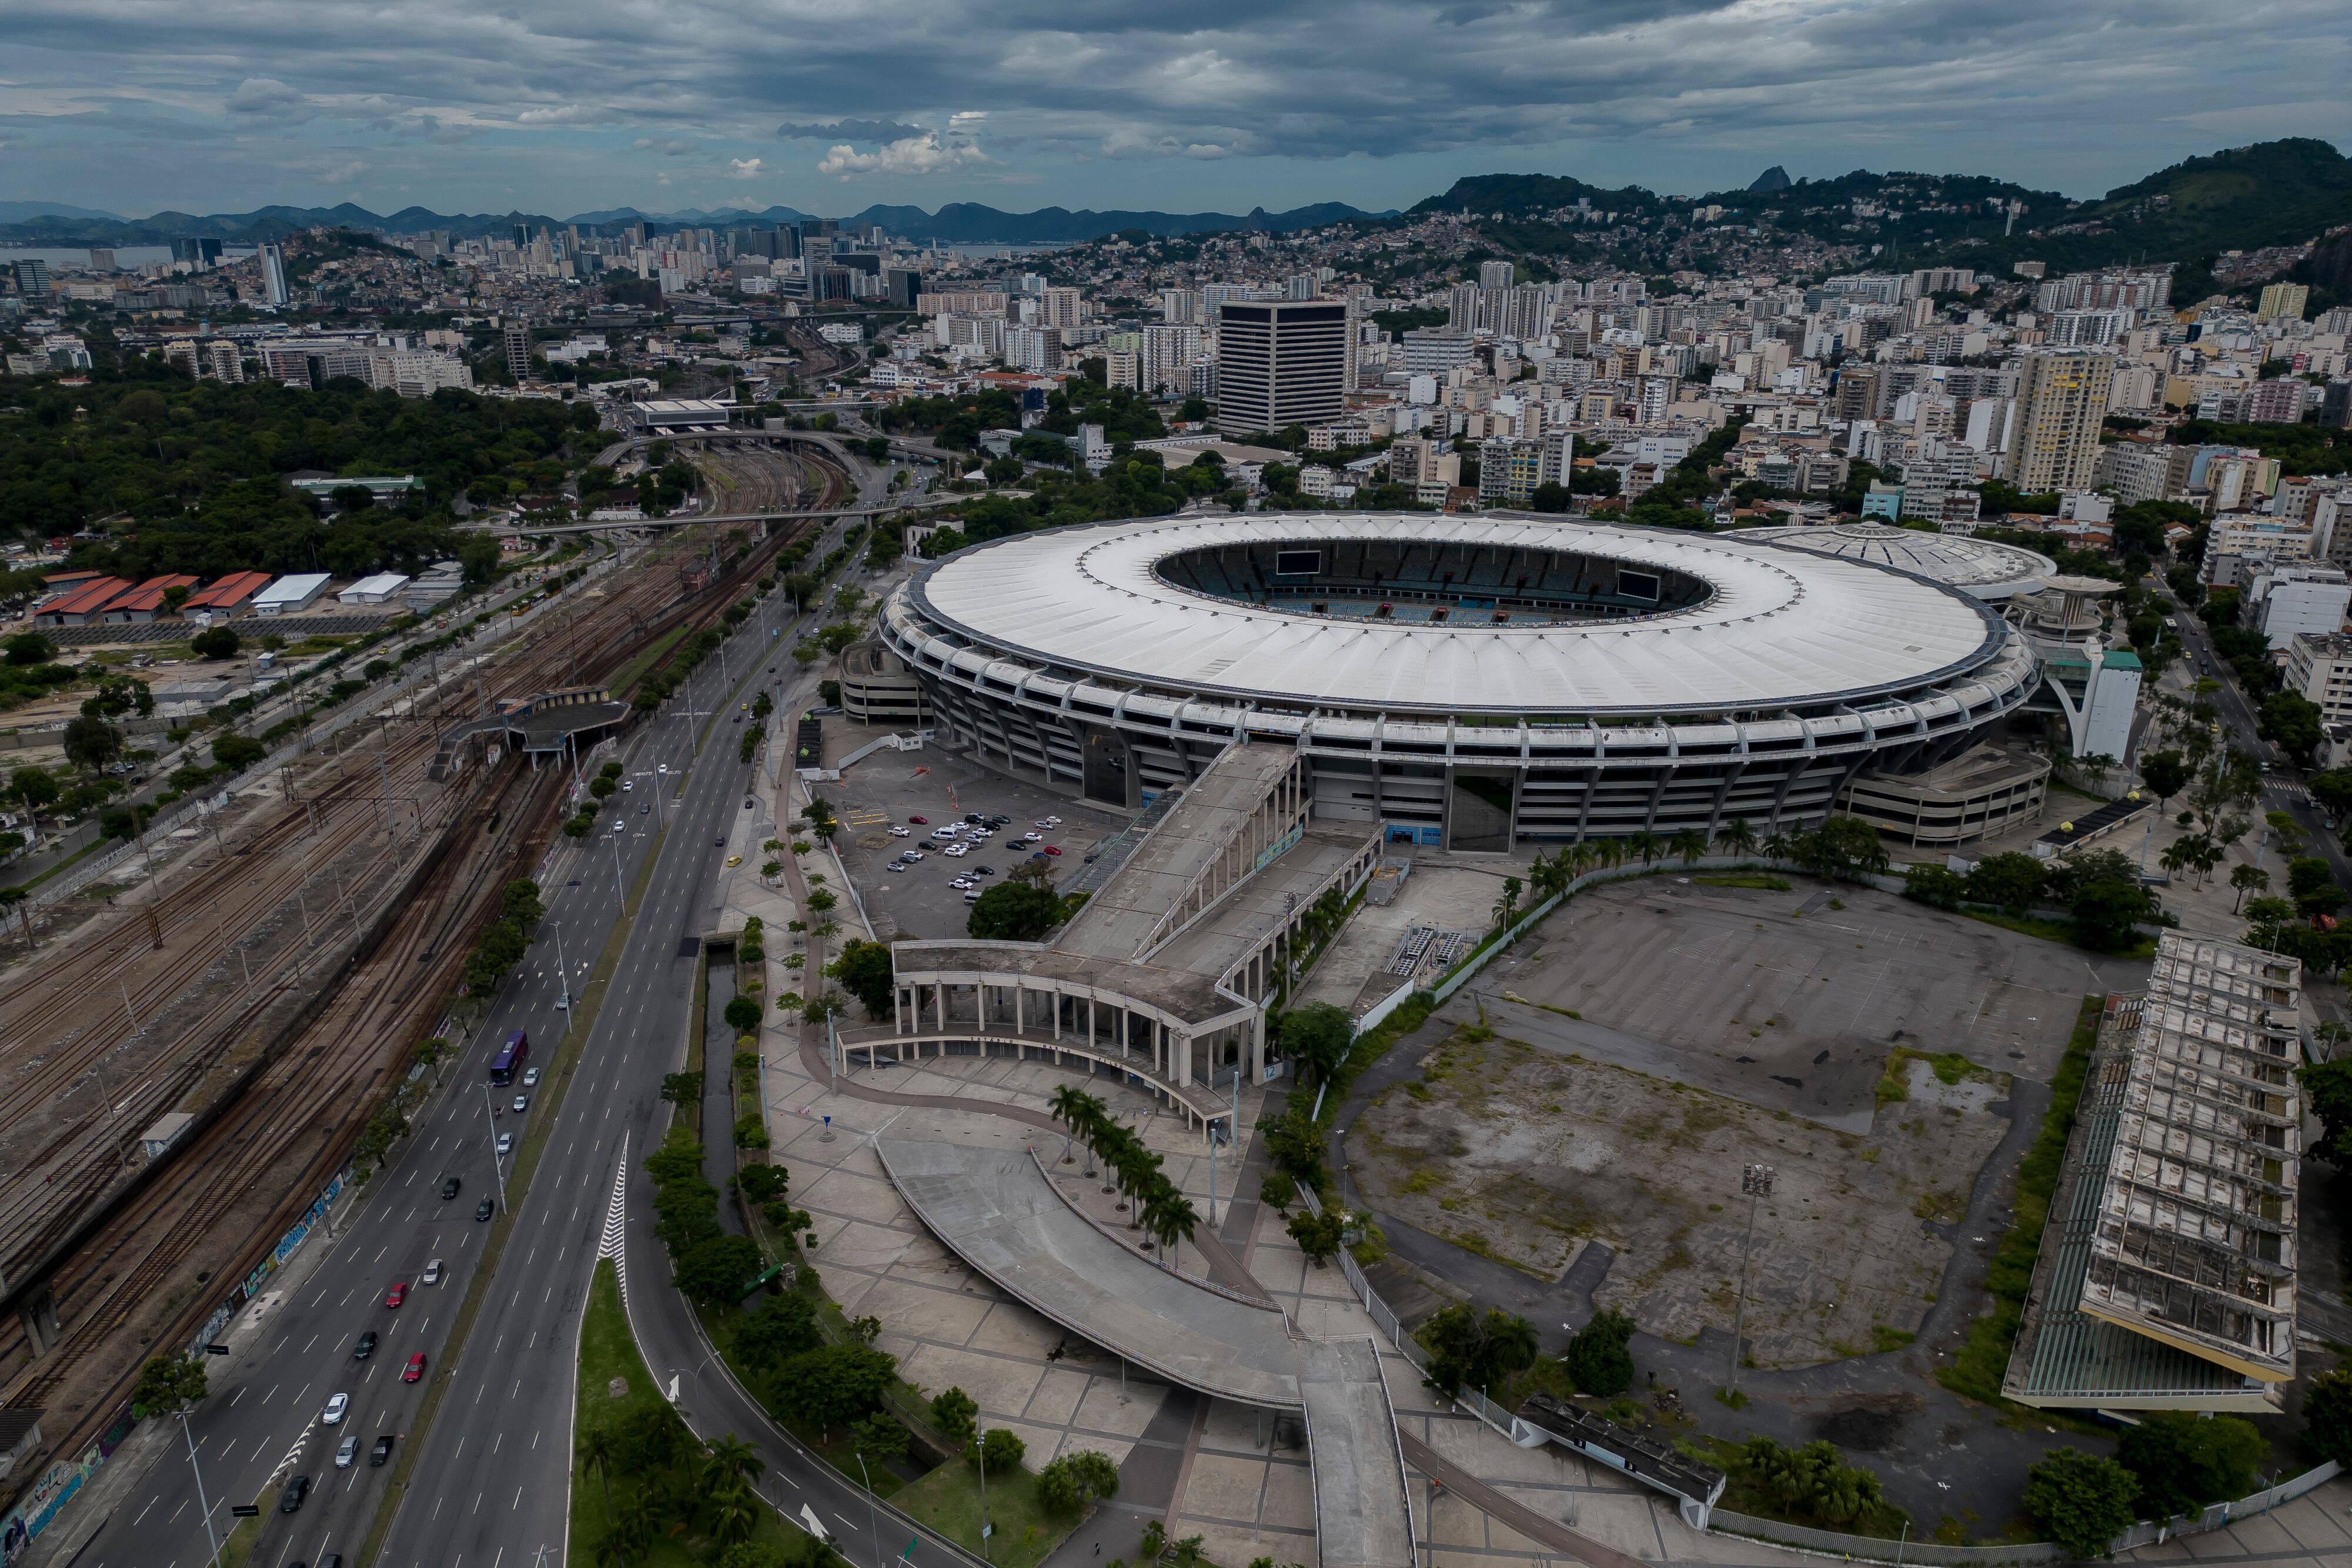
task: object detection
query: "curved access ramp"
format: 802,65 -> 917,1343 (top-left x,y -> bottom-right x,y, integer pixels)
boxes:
1299,1338 -> 1418,1568
877,1136 -> 1302,1408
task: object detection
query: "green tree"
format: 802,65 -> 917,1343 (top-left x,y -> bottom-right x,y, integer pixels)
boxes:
2231,862 -> 2271,914
930,1386 -> 978,1448
2023,1447 -> 2140,1560
2298,1058 -> 2352,1165
2071,874 -> 2160,951
977,1426 -> 1026,1477
659,1071 -> 703,1107
10,766 -> 59,828
770,1343 -> 899,1439
2289,856 -> 2345,915
2259,690 -> 2324,765
724,995 -> 763,1032
132,1353 -> 208,1416
1790,815 -> 1889,881
738,1162 -> 790,1204
1037,1449 -> 1121,1513
1277,1002 -> 1354,1088
4,632 -> 57,666
62,714 -> 122,775
1902,862 -> 1965,909
2139,750 -> 2191,808
580,1425 -> 619,1537
2305,1368 -> 2352,1466
1962,851 -> 2046,914
827,939 -> 896,1018
851,1412 -> 910,1466
190,626 -> 241,660
1418,1305 -> 1540,1399
1563,1309 -> 1637,1398
674,1233 -> 764,1308
501,877 -> 545,927
2116,1411 -> 2267,1520
967,880 -> 1063,940
1286,1206 -> 1345,1263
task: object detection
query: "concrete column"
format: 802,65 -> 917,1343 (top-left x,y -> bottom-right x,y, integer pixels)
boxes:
1087,995 -> 1097,1048
936,982 -> 947,1031
894,987 -> 905,1034
1250,1011 -> 1267,1085
1053,987 -> 1063,1040
1014,985 -> 1024,1034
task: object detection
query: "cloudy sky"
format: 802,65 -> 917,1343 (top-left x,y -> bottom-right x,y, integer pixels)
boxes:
3,0 -> 2349,219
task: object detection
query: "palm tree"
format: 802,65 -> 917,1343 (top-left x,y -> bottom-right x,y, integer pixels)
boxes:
707,1482 -> 759,1548
1048,1084 -> 1092,1164
1490,875 -> 1522,930
1671,828 -> 1707,866
703,1433 -> 764,1490
1762,832 -> 1793,865
1629,830 -> 1661,867
1720,817 -> 1758,860
1152,1190 -> 1201,1273
580,1427 -> 618,1538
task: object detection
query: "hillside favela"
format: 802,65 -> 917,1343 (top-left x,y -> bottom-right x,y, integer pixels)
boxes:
2,11 -> 2352,1568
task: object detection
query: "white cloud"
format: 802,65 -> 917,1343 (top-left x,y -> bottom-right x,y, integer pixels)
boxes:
226,76 -> 309,117
816,130 -> 989,178
726,156 -> 763,178
312,159 -> 369,184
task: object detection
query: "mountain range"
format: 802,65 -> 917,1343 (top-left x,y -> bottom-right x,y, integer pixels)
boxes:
0,198 -> 1391,248
2,139 -> 2346,282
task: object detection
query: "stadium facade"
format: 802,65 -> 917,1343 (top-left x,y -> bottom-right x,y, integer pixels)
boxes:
874,514 -> 2044,849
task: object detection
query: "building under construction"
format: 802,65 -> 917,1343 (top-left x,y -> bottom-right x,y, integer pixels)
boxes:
2004,932 -> 2303,1413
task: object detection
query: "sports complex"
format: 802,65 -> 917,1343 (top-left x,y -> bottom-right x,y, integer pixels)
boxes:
874,513 -> 2047,848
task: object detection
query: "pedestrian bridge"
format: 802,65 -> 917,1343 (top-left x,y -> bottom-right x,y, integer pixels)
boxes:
877,1136 -> 1415,1568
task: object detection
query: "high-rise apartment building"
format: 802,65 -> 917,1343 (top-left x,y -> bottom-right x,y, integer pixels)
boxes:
1038,287 -> 1085,329
2257,282 -> 2310,322
1215,300 -> 1348,436
2006,351 -> 2114,494
503,323 -> 532,382
260,243 -> 290,307
10,259 -> 52,303
1478,259 -> 1515,290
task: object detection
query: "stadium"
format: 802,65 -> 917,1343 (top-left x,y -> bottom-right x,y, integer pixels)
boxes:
873,513 -> 2044,849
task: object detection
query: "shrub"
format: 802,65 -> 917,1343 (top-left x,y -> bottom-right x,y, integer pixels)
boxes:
1563,1309 -> 1637,1398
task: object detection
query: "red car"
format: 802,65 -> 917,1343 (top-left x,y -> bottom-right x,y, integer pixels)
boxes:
1043,845 -> 1062,856
384,1282 -> 407,1309
907,815 -> 927,825
402,1352 -> 427,1383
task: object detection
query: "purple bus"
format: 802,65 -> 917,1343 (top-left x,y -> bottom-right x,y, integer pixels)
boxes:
489,1030 -> 528,1085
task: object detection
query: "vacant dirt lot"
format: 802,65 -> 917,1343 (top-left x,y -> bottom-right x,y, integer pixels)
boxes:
1351,1024 -> 2010,1366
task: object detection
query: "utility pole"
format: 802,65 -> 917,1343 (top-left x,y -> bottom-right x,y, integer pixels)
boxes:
975,1412 -> 991,1563
553,923 -> 570,1011
1724,1163 -> 1774,1400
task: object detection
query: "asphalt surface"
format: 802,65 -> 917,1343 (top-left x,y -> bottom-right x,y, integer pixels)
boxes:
69,467 -> 898,1568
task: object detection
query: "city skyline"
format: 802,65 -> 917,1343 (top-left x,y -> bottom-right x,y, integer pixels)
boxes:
2,0 -> 2348,220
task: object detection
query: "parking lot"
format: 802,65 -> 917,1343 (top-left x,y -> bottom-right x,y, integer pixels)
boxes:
818,738 -> 1134,941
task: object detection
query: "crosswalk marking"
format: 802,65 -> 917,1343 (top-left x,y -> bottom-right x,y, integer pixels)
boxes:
596,1134 -> 631,1301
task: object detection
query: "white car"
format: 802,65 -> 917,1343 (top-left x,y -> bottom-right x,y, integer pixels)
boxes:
901,848 -> 924,861
322,1392 -> 349,1426
887,825 -> 910,837
1034,820 -> 1053,828
422,1257 -> 443,1285
496,1132 -> 514,1157
930,826 -> 959,840
335,1434 -> 360,1468
522,1067 -> 540,1087
1023,831 -> 1044,844
886,862 -> 906,873
1045,815 -> 1063,827
944,844 -> 968,857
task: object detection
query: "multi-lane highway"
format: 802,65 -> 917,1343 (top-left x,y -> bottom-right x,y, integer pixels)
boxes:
59,466 -> 886,1568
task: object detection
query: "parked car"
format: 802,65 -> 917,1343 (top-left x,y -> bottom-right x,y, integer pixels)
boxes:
1043,845 -> 1063,857
907,815 -> 928,824
887,825 -> 910,837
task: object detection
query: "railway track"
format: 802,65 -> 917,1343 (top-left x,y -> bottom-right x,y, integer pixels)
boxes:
0,467 -> 848,1453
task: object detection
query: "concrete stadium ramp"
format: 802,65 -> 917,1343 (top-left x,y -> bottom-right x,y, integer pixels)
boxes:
1297,1338 -> 1418,1568
876,1137 -> 1303,1408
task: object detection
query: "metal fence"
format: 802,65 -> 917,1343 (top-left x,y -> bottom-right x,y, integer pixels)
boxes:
1708,1511 -> 2065,1567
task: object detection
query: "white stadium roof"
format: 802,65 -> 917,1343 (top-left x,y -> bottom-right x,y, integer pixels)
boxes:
909,514 -> 2007,717
1732,521 -> 2057,599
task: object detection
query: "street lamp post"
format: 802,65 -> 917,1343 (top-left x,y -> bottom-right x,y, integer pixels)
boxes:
180,1410 -> 226,1568
484,1086 -> 509,1212
854,1453 -> 884,1568
1724,1163 -> 1774,1400
553,922 -> 570,1012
